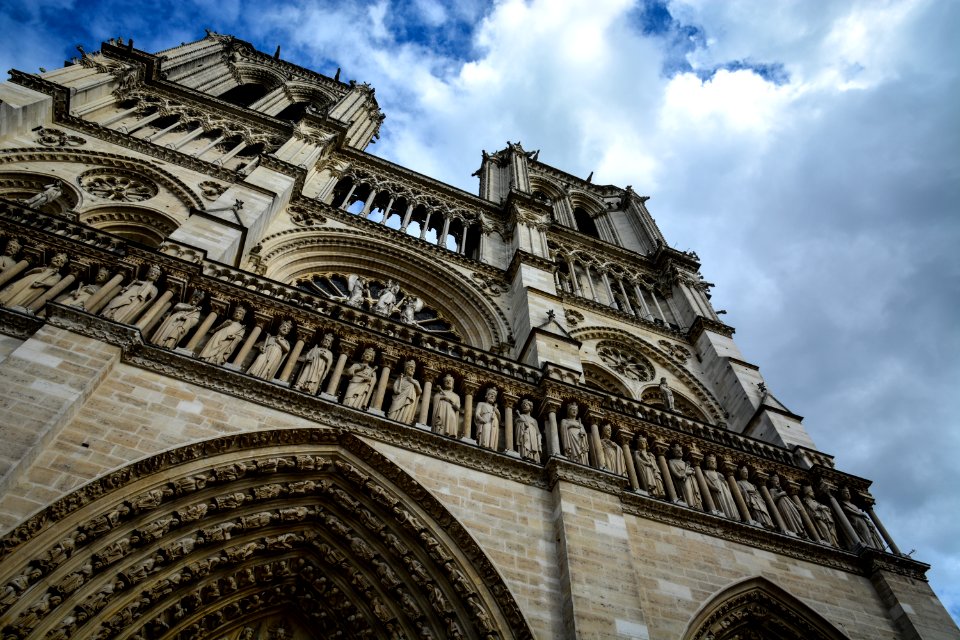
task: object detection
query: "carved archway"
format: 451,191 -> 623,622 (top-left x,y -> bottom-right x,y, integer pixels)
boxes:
683,577 -> 850,640
640,385 -> 709,423
0,430 -> 534,640
79,205 -> 181,248
0,172 -> 82,216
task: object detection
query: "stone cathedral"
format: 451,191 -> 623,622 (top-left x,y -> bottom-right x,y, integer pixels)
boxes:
0,32 -> 954,640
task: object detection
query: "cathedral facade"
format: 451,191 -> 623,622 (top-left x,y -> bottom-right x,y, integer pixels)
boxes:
0,33 -> 955,639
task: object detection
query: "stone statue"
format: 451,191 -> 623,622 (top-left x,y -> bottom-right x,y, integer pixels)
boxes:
373,280 -> 400,316
150,290 -> 204,349
246,320 -> 292,380
59,267 -> 110,309
839,487 -> 883,549
198,307 -> 247,364
736,467 -> 774,528
20,181 -> 63,209
342,347 -> 377,408
293,333 -> 334,394
398,296 -> 423,323
802,486 -> 838,546
514,399 -> 542,463
769,475 -> 805,536
387,359 -> 421,424
667,444 -> 702,508
599,424 -> 626,476
474,388 -> 500,449
0,252 -> 68,308
101,264 -> 161,323
0,238 -> 21,272
633,437 -> 664,497
431,374 -> 460,437
345,274 -> 367,308
702,454 -> 738,519
659,377 -> 675,411
560,402 -> 589,465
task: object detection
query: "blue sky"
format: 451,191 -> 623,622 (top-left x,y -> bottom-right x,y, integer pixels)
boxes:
2,0 -> 959,626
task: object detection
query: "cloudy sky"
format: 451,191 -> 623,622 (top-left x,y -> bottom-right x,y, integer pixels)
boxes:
2,0 -> 958,624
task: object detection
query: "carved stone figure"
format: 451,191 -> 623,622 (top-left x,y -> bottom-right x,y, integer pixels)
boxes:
293,333 -> 335,394
802,486 -> 838,546
599,424 -> 626,475
0,238 -> 22,272
398,295 -> 423,323
659,377 -> 675,411
342,347 -> 377,408
0,252 -> 68,308
431,374 -> 461,437
387,359 -> 421,424
560,402 -> 589,464
198,307 -> 247,364
345,274 -> 367,307
246,320 -> 292,380
474,387 -> 500,449
769,475 -> 805,536
151,290 -> 204,348
101,264 -> 161,323
59,267 -> 110,309
702,455 -> 738,518
840,487 -> 883,549
20,181 -> 63,209
373,280 -> 399,315
667,444 -> 702,508
515,399 -> 542,463
736,467 -> 774,528
633,437 -> 664,497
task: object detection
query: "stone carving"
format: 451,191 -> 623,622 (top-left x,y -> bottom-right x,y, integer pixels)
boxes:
1,569 -> 40,611
101,264 -> 161,323
344,274 -> 367,307
659,377 -> 675,411
737,467 -> 774,528
247,320 -> 292,380
59,267 -> 111,309
293,333 -> 334,394
80,170 -> 158,202
474,387 -> 500,449
373,280 -> 400,315
398,295 -> 424,324
19,181 -> 64,209
597,342 -> 653,381
769,475 -> 805,536
564,309 -> 584,327
599,424 -> 626,475
703,455 -> 738,519
560,402 -> 589,464
430,376 -> 460,437
151,290 -> 204,348
35,127 -> 86,147
199,307 -> 247,364
514,399 -> 542,463
633,436 -> 664,497
198,180 -> 228,201
387,359 -> 421,424
668,444 -> 702,508
0,238 -> 21,272
658,339 -> 691,363
839,487 -> 883,549
802,486 -> 838,546
342,347 -> 377,408
0,251 -> 68,308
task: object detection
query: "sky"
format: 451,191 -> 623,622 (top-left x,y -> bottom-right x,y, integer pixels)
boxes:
2,0 -> 958,625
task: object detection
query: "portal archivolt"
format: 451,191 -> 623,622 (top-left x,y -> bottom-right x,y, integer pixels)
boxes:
0,431 -> 533,640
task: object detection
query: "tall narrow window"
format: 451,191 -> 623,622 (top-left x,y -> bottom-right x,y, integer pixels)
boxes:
574,207 -> 599,238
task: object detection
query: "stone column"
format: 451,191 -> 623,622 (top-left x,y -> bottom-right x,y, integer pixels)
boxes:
360,188 -> 378,217
567,260 -> 582,296
230,321 -> 263,369
690,450 -> 716,514
587,412 -> 604,469
140,300 -> 172,336
461,382 -> 477,442
791,490 -> 822,543
28,274 -> 75,312
145,118 -> 182,142
0,260 -> 29,288
85,276 -> 124,314
545,402 -> 563,458
416,368 -> 436,428
369,353 -> 396,415
323,350 -> 351,400
135,290 -> 174,330
866,500 -> 901,555
185,310 -> 218,353
757,472 -> 788,534
420,212 -> 433,240
585,266 -> 599,301
724,458 -> 752,523
168,125 -> 205,150
617,279 -> 635,315
825,487 -> 862,550
654,442 -> 679,502
438,215 -> 451,246
339,182 -> 359,209
193,134 -> 226,158
214,140 -> 247,166
503,393 -> 517,455
618,431 -> 640,491
650,289 -> 667,323
601,271 -> 616,308
278,339 -> 306,384
400,203 -> 415,232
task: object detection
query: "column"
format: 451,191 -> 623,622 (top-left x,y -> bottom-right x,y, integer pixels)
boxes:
140,301 -> 172,336
601,271 -> 616,308
324,351 -> 351,400
420,212 -> 433,240
757,472 -> 789,534
27,274 -> 75,312
567,260 -> 582,296
503,394 -> 517,455
360,188 -> 378,217
654,443 -> 679,502
461,383 -> 476,442
585,266 -> 599,301
400,203 -> 415,232
192,134 -> 226,158
167,125 -> 205,150
690,451 -> 716,514
214,140 -> 247,166
135,290 -> 174,330
650,289 -> 667,323
381,197 -> 395,223
724,459 -> 752,523
278,339 -> 306,383
84,275 -> 124,314
866,502 -> 901,555
101,105 -> 139,127
617,280 -> 635,315
826,489 -> 862,550
0,260 -> 29,288
369,354 -> 396,414
185,310 -> 218,353
791,490 -> 822,543
338,183 -> 359,210
458,227 -> 468,254
545,403 -> 563,458
118,111 -> 163,134
634,284 -> 652,320
438,216 -> 451,247
588,415 -> 603,469
145,118 -> 182,142
416,369 -> 436,427
230,322 -> 263,368
618,432 -> 640,491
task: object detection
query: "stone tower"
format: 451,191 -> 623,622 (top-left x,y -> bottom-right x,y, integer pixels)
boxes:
0,33 -> 955,640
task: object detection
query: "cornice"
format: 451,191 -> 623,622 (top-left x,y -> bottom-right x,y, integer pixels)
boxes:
688,315 -> 736,341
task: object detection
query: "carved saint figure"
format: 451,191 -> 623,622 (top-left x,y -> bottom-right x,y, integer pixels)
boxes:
20,181 -> 63,209
101,264 -> 161,323
769,474 -> 805,536
736,467 -> 774,528
0,238 -> 21,272
399,296 -> 423,323
345,274 -> 367,308
560,402 -> 589,465
387,359 -> 421,424
802,485 -> 838,546
667,444 -> 702,508
59,267 -> 110,309
0,252 -> 68,308
294,333 -> 334,394
342,347 -> 377,408
246,320 -> 292,380
198,307 -> 247,364
431,374 -> 460,437
474,388 -> 500,449
702,454 -> 738,519
515,399 -> 542,463
373,280 -> 400,315
150,290 -> 204,349
839,487 -> 883,549
599,424 -> 626,476
633,436 -> 664,497
659,377 -> 675,411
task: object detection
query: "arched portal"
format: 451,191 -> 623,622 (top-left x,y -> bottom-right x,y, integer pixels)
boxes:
683,577 -> 850,640
0,431 -> 534,640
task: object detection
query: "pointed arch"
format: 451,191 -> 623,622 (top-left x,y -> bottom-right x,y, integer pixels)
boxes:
683,576 -> 850,640
0,430 -> 534,640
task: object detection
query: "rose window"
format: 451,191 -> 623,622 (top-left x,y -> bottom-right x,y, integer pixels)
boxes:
597,341 -> 654,381
79,170 -> 158,202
